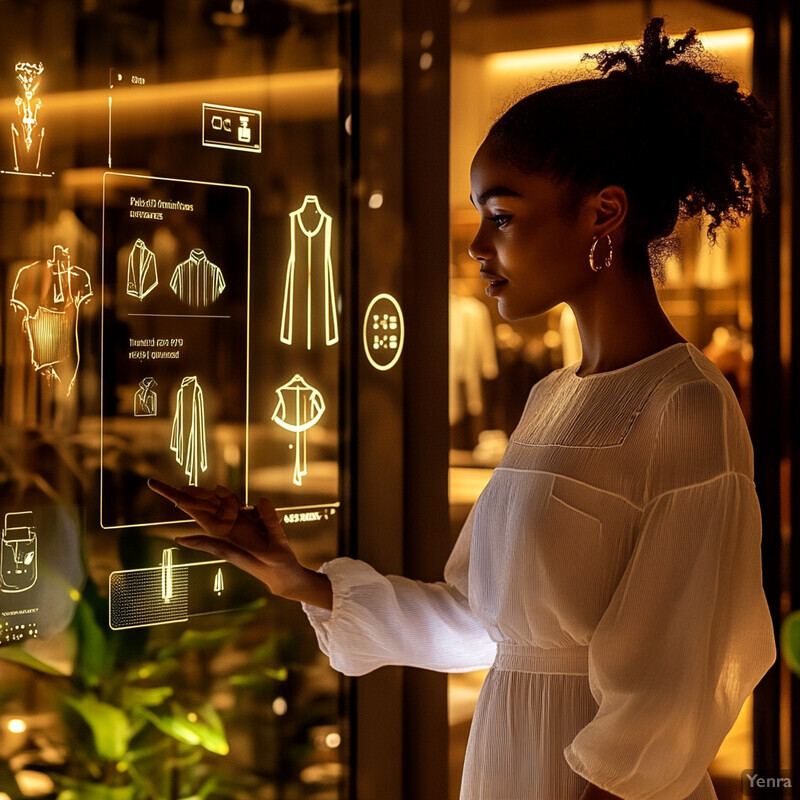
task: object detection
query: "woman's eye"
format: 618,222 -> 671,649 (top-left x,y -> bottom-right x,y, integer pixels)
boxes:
488,214 -> 510,228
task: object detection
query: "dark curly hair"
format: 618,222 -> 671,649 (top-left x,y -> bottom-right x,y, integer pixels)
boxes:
485,17 -> 772,277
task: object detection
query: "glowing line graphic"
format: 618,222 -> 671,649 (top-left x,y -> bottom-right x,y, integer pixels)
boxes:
11,62 -> 44,173
271,374 -> 325,486
10,245 -> 93,394
280,196 -> 338,350
161,547 -> 175,603
363,293 -> 405,371
1,512 -> 38,594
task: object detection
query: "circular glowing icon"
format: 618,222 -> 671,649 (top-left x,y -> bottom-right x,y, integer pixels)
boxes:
363,293 -> 405,371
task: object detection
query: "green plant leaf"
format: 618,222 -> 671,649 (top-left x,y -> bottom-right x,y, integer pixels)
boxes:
56,786 -> 137,800
229,666 -> 288,686
120,685 -> 174,709
781,609 -> 800,675
63,695 -> 132,760
71,593 -> 108,687
0,645 -> 68,676
139,704 -> 229,756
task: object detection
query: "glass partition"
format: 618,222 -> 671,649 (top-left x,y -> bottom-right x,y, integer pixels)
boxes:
0,3 -> 353,798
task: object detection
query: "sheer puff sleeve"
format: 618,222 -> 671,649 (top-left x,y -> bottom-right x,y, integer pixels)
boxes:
563,379 -> 776,800
302,509 -> 497,676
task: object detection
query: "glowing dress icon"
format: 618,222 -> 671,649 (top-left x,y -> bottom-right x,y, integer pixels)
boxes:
271,375 -> 325,487
10,244 -> 93,394
170,377 -> 208,486
11,61 -> 45,173
280,196 -> 339,350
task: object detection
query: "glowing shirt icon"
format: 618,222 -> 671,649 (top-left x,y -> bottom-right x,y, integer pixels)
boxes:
10,244 -> 93,394
271,375 -> 326,487
280,196 -> 339,350
170,249 -> 225,307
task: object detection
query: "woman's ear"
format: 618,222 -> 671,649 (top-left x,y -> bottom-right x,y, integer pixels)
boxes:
590,185 -> 628,239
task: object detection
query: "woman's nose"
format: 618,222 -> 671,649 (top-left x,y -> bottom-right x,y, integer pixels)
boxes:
468,226 -> 491,262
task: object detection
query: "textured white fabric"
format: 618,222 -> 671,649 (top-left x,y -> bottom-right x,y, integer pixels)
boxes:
303,343 -> 775,800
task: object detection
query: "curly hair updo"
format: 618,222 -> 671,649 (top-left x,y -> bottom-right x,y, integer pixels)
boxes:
485,17 -> 772,277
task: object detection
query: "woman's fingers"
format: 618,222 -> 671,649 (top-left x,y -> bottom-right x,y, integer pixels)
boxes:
175,535 -> 270,582
148,478 -> 222,514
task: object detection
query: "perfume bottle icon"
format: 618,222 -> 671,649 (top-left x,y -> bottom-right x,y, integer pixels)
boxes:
1,511 -> 38,593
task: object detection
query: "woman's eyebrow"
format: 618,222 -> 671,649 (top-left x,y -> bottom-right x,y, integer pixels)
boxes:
470,186 -> 524,207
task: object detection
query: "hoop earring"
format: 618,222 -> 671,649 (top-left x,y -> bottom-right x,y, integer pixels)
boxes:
589,235 -> 613,272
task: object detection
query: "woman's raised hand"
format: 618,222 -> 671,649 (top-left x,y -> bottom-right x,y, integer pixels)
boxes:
147,479 -> 333,609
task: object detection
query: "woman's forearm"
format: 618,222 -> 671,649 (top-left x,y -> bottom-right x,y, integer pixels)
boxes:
273,565 -> 333,610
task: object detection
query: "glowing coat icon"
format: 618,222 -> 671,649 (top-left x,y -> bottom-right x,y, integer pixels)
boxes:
271,374 -> 325,487
127,239 -> 158,300
10,244 -> 93,394
170,376 -> 208,486
280,196 -> 338,349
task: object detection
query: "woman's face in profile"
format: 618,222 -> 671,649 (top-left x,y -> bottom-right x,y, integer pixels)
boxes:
468,140 -> 596,321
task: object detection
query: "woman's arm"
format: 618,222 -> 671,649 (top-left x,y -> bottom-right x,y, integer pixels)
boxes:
148,478 -> 333,609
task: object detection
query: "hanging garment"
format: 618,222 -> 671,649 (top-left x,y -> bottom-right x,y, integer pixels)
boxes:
134,377 -> 157,416
449,294 -> 499,425
127,239 -> 159,300
271,374 -> 325,486
170,376 -> 208,486
302,343 -> 775,800
169,249 -> 225,308
280,196 -> 338,349
10,244 -> 93,394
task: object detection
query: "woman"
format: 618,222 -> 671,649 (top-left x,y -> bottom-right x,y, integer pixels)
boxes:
150,18 -> 776,800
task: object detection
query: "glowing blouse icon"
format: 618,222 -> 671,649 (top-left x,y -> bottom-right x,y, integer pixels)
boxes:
10,244 -> 93,395
271,374 -> 325,487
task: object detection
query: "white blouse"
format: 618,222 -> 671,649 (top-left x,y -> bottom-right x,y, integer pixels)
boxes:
303,343 -> 775,800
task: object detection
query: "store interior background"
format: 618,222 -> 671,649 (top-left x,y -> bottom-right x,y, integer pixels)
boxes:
446,2 -> 787,799
0,0 -> 792,799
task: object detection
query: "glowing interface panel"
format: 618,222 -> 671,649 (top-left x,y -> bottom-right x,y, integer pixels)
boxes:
0,505 -> 83,647
100,172 -> 251,529
108,548 -> 254,630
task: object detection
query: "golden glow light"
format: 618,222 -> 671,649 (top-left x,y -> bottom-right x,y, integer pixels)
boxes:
7,718 -> 26,734
485,28 -> 753,76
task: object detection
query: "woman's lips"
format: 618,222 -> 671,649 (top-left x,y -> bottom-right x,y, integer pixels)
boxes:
480,270 -> 508,296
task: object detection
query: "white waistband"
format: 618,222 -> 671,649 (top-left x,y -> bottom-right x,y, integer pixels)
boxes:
493,643 -> 589,675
